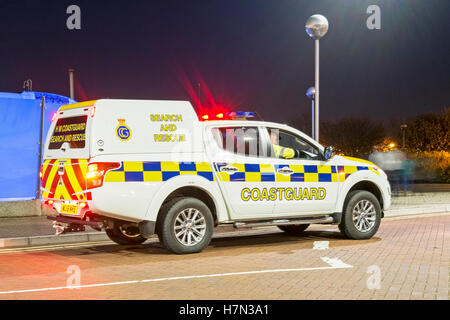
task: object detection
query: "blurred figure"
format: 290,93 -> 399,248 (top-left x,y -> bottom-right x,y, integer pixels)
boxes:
401,158 -> 415,194
389,150 -> 407,195
369,148 -> 406,196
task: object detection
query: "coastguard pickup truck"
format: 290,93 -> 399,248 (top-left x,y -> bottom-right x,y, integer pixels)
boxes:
41,99 -> 391,254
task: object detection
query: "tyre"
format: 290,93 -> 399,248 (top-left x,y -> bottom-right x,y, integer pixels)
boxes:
278,224 -> 310,235
339,190 -> 381,240
105,222 -> 147,245
157,197 -> 214,254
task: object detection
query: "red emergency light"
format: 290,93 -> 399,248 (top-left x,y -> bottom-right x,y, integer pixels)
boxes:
199,111 -> 255,121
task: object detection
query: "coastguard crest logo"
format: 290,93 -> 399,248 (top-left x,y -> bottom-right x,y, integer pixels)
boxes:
116,119 -> 131,141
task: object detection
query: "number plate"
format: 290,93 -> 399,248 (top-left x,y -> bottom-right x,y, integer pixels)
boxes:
60,204 -> 79,215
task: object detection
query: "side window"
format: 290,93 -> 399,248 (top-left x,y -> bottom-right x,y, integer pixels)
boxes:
268,128 -> 322,160
49,115 -> 88,150
212,127 -> 264,157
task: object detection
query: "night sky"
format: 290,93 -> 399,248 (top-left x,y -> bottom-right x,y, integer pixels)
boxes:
1,0 -> 449,124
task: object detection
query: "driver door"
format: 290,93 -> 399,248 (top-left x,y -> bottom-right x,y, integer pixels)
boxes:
264,127 -> 339,216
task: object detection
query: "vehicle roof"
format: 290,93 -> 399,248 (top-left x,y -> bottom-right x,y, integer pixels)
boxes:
59,100 -> 98,111
200,120 -> 293,129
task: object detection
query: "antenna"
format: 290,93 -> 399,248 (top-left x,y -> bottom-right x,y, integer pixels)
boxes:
23,79 -> 32,91
68,68 -> 75,99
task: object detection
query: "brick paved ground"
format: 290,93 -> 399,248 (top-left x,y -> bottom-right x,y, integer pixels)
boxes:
1,190 -> 448,238
391,192 -> 450,206
0,213 -> 448,300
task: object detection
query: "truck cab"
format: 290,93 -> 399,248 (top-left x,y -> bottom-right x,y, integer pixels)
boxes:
41,99 -> 391,254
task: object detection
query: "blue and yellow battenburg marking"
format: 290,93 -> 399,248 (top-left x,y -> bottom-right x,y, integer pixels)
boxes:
215,163 -> 377,182
337,166 -> 379,181
116,119 -> 131,141
104,161 -> 215,182
215,163 -> 340,182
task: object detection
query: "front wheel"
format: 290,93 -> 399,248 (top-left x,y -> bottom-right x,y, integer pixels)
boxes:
157,197 -> 214,254
339,190 -> 381,240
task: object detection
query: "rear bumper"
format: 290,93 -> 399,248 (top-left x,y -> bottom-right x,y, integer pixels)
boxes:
41,199 -> 91,218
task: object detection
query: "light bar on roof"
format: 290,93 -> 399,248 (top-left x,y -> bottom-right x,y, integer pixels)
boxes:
228,111 -> 255,119
199,111 -> 255,121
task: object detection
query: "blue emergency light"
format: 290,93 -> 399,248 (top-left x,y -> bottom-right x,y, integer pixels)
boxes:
227,111 -> 255,119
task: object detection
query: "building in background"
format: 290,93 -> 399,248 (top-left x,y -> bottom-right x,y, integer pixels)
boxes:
0,91 -> 76,202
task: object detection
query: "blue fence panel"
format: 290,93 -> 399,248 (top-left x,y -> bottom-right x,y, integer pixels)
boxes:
0,92 -> 76,201
0,98 -> 42,201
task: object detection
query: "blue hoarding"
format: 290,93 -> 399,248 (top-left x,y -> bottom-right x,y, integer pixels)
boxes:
0,92 -> 76,201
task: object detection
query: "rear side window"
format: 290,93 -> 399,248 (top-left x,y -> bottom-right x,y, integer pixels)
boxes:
49,115 -> 88,150
212,126 -> 265,157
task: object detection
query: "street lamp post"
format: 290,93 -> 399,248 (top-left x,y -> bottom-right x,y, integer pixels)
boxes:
306,86 -> 316,139
305,14 -> 329,142
400,124 -> 408,149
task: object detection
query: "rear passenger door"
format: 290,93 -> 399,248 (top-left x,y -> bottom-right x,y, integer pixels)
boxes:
205,125 -> 276,219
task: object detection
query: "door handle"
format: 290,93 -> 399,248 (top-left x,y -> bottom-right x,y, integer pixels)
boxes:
277,167 -> 294,175
220,165 -> 239,175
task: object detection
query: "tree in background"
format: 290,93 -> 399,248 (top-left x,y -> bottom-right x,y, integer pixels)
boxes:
319,117 -> 386,157
405,107 -> 449,153
405,107 -> 450,182
290,115 -> 385,157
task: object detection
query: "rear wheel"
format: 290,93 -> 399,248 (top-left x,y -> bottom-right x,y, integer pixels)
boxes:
339,190 -> 381,240
157,197 -> 214,254
278,224 -> 310,235
105,222 -> 147,245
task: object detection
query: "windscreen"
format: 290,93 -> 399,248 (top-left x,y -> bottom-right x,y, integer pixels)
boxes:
49,115 -> 88,150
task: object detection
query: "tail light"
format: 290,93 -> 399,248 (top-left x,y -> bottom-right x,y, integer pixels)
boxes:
86,162 -> 121,189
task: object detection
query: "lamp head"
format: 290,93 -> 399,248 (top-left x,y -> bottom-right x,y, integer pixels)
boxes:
306,86 -> 316,99
305,14 -> 329,40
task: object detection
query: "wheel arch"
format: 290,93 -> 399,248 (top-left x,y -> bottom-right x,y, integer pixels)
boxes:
337,180 -> 384,215
341,180 -> 384,217
160,186 -> 218,225
143,174 -> 229,226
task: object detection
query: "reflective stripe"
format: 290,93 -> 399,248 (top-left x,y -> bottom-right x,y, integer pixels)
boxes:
104,161 -> 215,182
41,159 -> 88,200
273,145 -> 295,159
216,163 -> 375,182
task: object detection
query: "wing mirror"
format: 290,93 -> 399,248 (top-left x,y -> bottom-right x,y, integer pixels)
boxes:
324,146 -> 335,161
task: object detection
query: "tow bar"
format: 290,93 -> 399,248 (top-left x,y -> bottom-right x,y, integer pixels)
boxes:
47,215 -> 103,236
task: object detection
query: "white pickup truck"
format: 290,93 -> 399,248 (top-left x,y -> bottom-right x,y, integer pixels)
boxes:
40,99 -> 391,254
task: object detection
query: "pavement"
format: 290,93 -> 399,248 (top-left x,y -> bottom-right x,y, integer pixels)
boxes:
0,213 -> 448,300
0,190 -> 448,249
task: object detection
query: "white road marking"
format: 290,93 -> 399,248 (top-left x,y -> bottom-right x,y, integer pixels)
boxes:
321,257 -> 353,268
0,257 -> 353,295
313,241 -> 329,250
